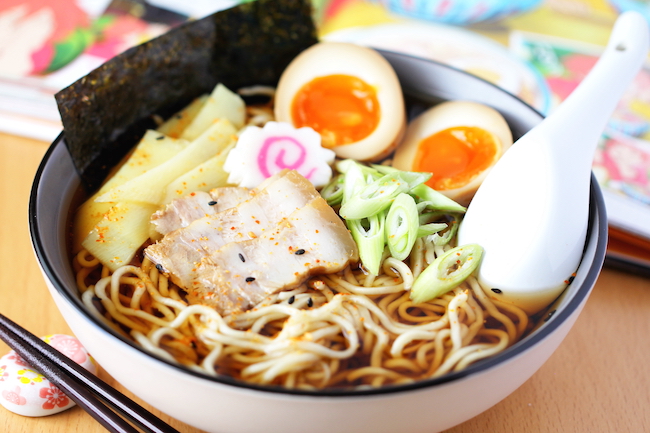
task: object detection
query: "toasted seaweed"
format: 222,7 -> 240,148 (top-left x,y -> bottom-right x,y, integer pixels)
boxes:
56,0 -> 318,191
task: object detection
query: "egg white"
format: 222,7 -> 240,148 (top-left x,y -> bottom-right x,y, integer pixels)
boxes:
392,100 -> 513,205
274,42 -> 406,161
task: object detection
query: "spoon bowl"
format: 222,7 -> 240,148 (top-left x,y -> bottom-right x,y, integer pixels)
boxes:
458,11 -> 649,314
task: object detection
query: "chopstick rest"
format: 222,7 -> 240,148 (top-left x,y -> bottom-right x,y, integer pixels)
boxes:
0,334 -> 97,417
0,314 -> 181,433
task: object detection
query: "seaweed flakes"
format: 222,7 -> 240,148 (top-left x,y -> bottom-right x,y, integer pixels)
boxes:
56,0 -> 318,192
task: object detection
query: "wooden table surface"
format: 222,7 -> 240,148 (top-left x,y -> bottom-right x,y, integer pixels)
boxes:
1,131 -> 649,433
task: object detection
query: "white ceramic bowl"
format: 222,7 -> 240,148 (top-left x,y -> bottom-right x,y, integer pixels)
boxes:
29,50 -> 607,433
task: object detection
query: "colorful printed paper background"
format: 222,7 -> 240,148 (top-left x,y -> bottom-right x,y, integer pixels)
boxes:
510,31 -> 650,208
0,0 -> 234,140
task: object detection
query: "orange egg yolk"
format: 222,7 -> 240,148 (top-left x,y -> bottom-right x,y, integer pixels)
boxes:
291,74 -> 380,148
414,126 -> 499,191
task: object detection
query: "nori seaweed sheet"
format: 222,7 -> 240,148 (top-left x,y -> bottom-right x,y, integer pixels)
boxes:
56,0 -> 318,191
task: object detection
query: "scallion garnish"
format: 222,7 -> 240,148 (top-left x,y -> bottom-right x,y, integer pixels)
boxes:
339,171 -> 429,220
409,244 -> 483,304
416,222 -> 448,238
409,184 -> 467,214
320,174 -> 345,206
347,212 -> 385,276
322,159 -> 469,278
385,193 -> 419,261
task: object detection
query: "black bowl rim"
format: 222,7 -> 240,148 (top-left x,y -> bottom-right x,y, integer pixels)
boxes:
29,54 -> 608,398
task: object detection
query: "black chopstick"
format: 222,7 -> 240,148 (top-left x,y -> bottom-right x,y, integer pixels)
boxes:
0,313 -> 180,433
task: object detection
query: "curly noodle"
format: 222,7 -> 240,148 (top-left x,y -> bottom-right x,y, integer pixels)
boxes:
74,235 -> 529,390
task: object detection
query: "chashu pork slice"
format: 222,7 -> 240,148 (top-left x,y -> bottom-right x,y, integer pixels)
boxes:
151,187 -> 250,236
150,169 -> 301,236
153,196 -> 358,315
145,170 -> 321,291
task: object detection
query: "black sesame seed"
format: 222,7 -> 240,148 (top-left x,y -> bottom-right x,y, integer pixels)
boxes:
155,264 -> 164,272
156,135 -> 165,140
238,253 -> 245,262
245,277 -> 255,282
307,297 -> 314,307
288,295 -> 295,304
208,201 -> 218,206
544,309 -> 557,322
491,288 -> 502,294
295,249 -> 306,255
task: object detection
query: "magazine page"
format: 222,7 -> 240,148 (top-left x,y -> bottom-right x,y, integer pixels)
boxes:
0,0 -> 235,141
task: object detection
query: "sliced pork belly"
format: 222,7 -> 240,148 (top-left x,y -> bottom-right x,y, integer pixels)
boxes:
153,196 -> 358,315
147,171 -> 319,267
144,170 -> 323,294
151,187 -> 250,235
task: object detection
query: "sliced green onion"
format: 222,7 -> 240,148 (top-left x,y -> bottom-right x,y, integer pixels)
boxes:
416,201 -> 432,214
321,174 -> 345,206
402,172 -> 432,189
410,184 -> 466,214
417,222 -> 447,238
342,161 -> 367,205
333,162 -> 472,273
385,193 -> 419,261
347,212 -> 385,275
431,214 -> 461,246
371,165 -> 432,189
340,174 -> 407,219
410,244 -> 483,304
418,210 -> 446,225
337,159 -> 381,178
340,171 -> 429,220
335,158 -> 356,174
369,164 -> 398,174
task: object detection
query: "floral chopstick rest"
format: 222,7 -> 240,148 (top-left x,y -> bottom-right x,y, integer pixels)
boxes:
0,334 -> 97,417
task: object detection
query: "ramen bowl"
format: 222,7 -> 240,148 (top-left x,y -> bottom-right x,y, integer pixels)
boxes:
29,49 -> 607,433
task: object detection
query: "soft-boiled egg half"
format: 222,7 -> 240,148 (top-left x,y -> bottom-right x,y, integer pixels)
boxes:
392,101 -> 513,205
274,42 -> 406,161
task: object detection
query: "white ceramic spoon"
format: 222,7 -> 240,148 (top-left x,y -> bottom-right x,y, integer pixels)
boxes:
457,11 -> 649,314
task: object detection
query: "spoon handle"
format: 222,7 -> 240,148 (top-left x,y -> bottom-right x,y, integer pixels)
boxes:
534,11 -> 649,164
458,11 -> 649,313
